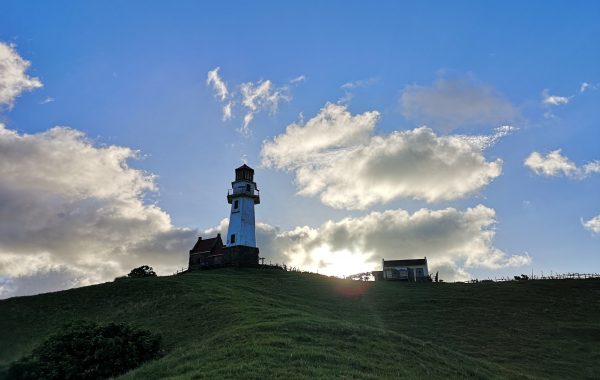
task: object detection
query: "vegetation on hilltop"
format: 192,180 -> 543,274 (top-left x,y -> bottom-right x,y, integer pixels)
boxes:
0,269 -> 598,379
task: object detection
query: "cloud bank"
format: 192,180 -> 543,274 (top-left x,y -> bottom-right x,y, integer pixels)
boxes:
0,42 -> 43,108
0,110 -> 521,296
262,103 -> 508,209
400,77 -> 517,131
0,124 -> 197,298
208,205 -> 530,281
524,150 -> 600,178
0,46 -> 531,297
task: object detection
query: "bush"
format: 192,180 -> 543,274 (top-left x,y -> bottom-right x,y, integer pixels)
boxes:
127,265 -> 157,278
7,321 -> 162,380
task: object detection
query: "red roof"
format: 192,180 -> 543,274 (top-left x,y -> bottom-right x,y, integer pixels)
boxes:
190,234 -> 224,255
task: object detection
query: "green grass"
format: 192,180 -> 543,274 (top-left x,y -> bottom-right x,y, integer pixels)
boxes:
0,269 -> 598,379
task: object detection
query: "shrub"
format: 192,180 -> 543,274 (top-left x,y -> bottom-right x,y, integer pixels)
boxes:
127,265 -> 157,278
7,321 -> 162,380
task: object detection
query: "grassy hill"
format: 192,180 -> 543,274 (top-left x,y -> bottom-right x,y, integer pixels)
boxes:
0,269 -> 598,379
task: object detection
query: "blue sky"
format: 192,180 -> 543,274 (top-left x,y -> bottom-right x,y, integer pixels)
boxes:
0,1 -> 599,296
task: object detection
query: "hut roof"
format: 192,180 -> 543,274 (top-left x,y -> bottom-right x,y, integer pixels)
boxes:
383,258 -> 427,267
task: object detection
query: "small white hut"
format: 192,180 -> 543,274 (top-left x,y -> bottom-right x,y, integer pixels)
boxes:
382,258 -> 429,282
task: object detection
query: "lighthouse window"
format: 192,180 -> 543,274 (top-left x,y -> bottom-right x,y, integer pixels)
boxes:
230,234 -> 236,244
246,184 -> 251,192
234,200 -> 238,209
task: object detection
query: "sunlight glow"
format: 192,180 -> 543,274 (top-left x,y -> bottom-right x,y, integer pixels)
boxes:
308,246 -> 375,278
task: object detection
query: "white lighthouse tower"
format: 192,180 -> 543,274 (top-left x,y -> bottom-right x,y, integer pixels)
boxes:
226,164 -> 260,247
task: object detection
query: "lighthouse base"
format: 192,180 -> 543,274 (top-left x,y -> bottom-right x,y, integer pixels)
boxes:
222,245 -> 260,267
188,244 -> 259,271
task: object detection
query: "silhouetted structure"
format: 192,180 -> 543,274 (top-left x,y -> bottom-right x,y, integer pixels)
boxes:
187,165 -> 260,271
188,234 -> 225,269
382,258 -> 429,282
188,235 -> 258,270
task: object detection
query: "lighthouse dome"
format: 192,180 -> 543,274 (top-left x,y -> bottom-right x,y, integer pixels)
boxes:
235,164 -> 254,181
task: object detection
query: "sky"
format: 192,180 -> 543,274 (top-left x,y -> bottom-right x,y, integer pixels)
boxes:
0,0 -> 599,298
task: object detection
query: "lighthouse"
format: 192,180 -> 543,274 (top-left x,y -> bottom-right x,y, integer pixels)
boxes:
226,164 -> 260,247
187,164 -> 260,271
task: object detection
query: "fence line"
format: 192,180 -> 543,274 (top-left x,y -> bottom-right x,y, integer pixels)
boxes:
467,272 -> 600,283
174,262 -> 599,284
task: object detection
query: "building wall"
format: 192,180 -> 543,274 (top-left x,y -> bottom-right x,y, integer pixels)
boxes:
188,246 -> 259,270
226,179 -> 257,247
383,265 -> 429,281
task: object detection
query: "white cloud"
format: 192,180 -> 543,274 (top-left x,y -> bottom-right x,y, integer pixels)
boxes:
339,77 -> 379,104
583,161 -> 600,176
582,215 -> 600,235
524,149 -> 600,178
0,42 -> 43,108
262,102 -> 377,169
206,67 -> 229,101
579,82 -> 599,93
206,67 -> 297,134
209,205 -> 531,281
290,75 -> 306,84
262,103 -> 506,209
542,89 -> 570,106
240,79 -> 290,135
0,124 -> 197,298
341,77 -> 379,90
400,77 -> 517,131
222,101 -> 233,121
457,125 -> 517,150
242,113 -> 254,130
524,150 -> 576,177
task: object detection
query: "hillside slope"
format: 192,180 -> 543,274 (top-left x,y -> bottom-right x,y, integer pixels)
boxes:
0,269 -> 598,379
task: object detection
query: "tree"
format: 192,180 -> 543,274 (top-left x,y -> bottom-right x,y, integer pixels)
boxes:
127,265 -> 157,278
7,321 -> 161,380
